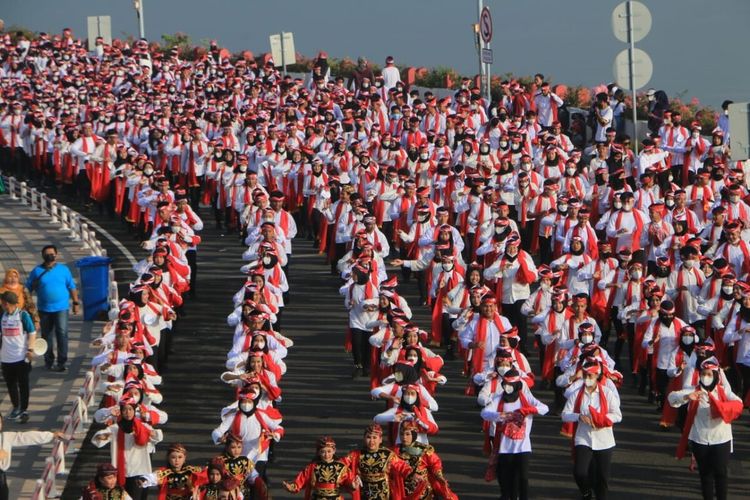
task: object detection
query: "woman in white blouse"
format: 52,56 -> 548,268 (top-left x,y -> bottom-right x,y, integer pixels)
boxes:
561,359 -> 622,500
668,358 -> 742,500
480,368 -> 549,500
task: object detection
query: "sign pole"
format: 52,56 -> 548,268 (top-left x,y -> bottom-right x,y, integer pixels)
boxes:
280,32 -> 286,76
627,1 -> 639,154
476,0 -> 484,96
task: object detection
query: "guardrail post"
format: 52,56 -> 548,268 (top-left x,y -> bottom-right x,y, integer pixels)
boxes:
69,214 -> 81,242
49,198 -> 59,224
32,478 -> 46,500
8,177 -> 17,200
19,182 -> 27,205
30,188 -> 38,211
43,456 -> 59,498
39,192 -> 48,215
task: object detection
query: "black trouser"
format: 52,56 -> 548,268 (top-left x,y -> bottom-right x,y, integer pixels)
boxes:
188,175 -> 204,209
399,246 -> 411,282
0,470 -> 8,500
574,446 -> 612,500
125,476 -> 148,500
691,441 -> 730,500
539,235 -> 552,265
497,452 -> 530,500
655,368 -> 669,409
553,366 -> 565,411
350,328 -> 372,370
606,307 -> 623,350
381,221 -> 394,257
520,224 -> 533,252
186,249 -> 197,298
503,300 -> 527,354
738,363 -> 750,404
1,361 -> 31,411
441,313 -> 453,347
613,322 -> 635,372
414,270 -> 426,304
75,170 -> 91,204
332,242 -> 346,275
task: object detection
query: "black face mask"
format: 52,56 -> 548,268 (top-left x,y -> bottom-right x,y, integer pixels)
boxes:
656,267 -> 670,278
659,314 -> 674,327
501,381 -> 522,402
118,417 -> 135,433
741,305 -> 750,323
43,253 -> 56,264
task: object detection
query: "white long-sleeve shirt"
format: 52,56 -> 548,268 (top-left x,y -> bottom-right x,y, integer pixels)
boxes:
561,385 -> 621,450
480,390 -> 549,454
0,431 -> 55,472
668,386 -> 740,446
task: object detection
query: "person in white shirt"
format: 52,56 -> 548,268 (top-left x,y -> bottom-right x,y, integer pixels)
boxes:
480,368 -> 548,500
593,95 -> 614,143
561,359 -> 622,500
380,56 -> 401,91
668,358 -> 743,500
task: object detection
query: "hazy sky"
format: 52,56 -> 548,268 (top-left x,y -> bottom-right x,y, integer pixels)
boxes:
5,0 -> 748,107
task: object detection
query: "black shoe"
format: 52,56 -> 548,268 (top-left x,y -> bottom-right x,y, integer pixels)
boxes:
352,366 -> 361,379
52,365 -> 66,372
18,412 -> 29,424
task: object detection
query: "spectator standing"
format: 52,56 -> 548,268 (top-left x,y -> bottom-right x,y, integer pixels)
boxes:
0,291 -> 37,424
24,245 -> 79,372
0,269 -> 38,330
381,56 -> 401,91
348,57 -> 375,92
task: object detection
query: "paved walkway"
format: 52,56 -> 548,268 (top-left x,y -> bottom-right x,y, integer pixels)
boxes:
0,193 -> 103,499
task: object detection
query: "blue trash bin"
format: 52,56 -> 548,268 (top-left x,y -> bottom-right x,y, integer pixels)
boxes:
75,256 -> 112,321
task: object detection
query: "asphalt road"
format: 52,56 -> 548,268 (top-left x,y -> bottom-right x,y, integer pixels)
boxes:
56,199 -> 748,500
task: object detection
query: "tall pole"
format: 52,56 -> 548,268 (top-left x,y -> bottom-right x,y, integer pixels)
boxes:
475,0 -> 484,99
134,0 -> 145,39
280,32 -> 287,76
627,1 -> 638,154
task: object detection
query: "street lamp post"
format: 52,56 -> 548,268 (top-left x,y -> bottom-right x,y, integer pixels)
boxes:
133,0 -> 145,39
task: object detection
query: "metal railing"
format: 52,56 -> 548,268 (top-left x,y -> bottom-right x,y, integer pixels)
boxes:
1,176 -> 115,500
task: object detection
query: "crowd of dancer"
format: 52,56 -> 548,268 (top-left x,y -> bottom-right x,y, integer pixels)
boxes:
0,27 -> 747,499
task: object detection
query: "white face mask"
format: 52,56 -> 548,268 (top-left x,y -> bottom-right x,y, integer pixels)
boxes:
665,199 -> 675,208
558,204 -> 568,212
581,335 -> 593,344
403,394 -> 417,405
683,260 -> 695,269
239,401 -> 254,412
692,131 -> 700,139
730,195 -> 740,203
700,375 -> 714,387
613,201 -> 623,210
682,336 -> 694,345
540,282 -> 551,291
584,377 -> 597,388
499,141 -> 508,148
630,271 -> 642,280
393,371 -> 404,382
566,168 -> 576,176
420,153 -> 429,160
521,162 -> 531,171
722,285 -> 735,295
238,166 -> 248,173
503,384 -> 514,394
442,263 -> 454,272
496,365 -> 510,376
143,168 -> 154,176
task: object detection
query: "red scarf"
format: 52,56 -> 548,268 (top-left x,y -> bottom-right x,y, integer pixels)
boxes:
612,209 -> 644,251
471,314 -> 505,375
676,384 -> 742,458
116,418 -> 151,486
675,268 -> 704,318
542,310 -> 572,380
569,383 -> 610,450
431,268 -> 462,344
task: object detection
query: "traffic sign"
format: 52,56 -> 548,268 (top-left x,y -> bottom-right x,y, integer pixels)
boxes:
481,48 -> 493,64
269,32 -> 296,68
612,1 -> 651,43
613,48 -> 652,90
729,102 -> 750,161
480,7 -> 493,44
